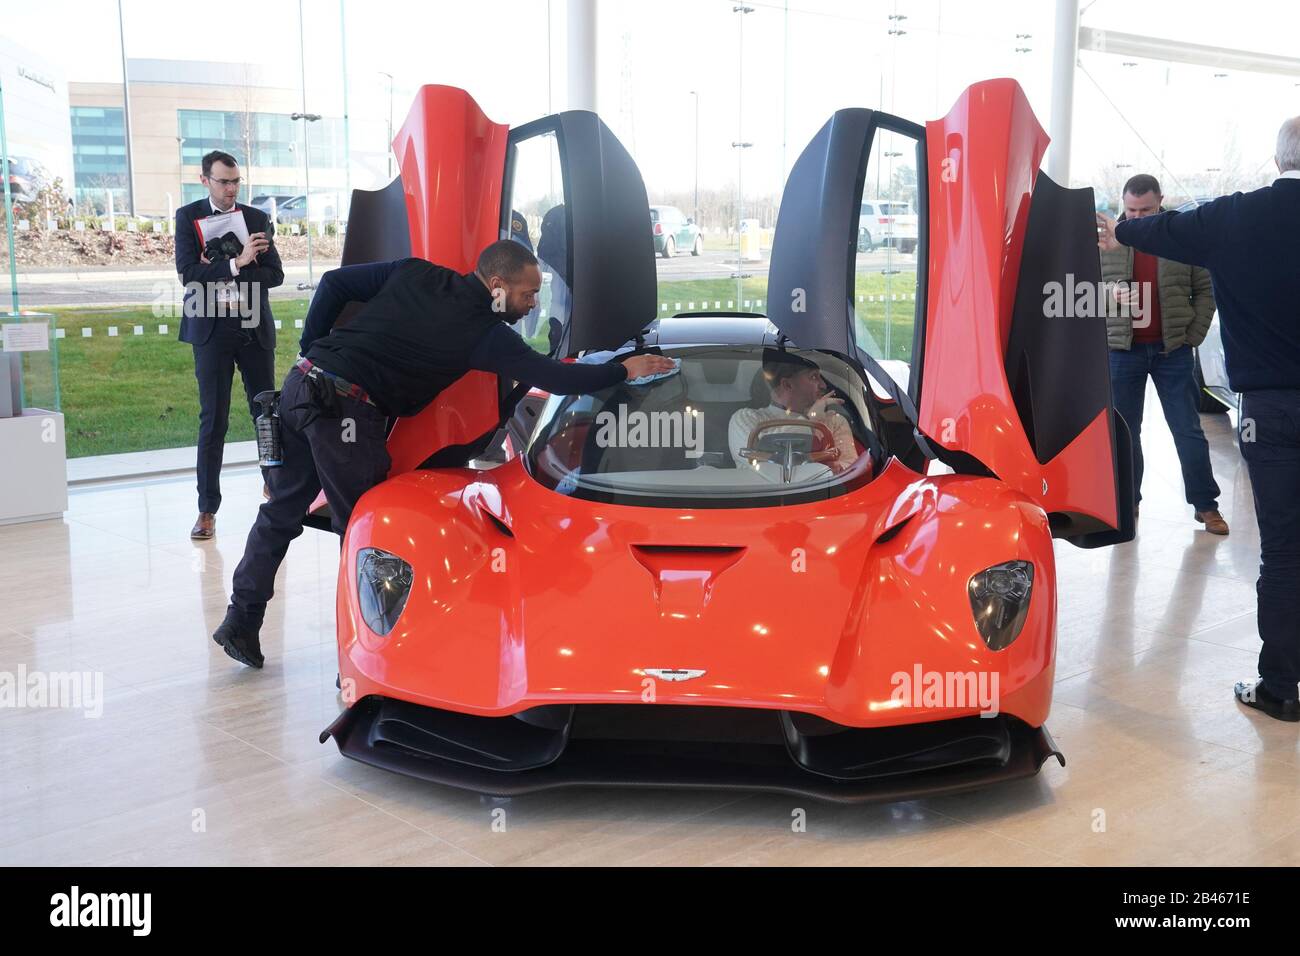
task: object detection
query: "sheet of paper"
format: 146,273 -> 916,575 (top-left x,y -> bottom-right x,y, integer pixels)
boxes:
195,209 -> 251,250
2,322 -> 51,353
195,209 -> 252,303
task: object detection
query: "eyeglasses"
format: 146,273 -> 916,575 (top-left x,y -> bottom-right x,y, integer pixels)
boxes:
207,177 -> 242,186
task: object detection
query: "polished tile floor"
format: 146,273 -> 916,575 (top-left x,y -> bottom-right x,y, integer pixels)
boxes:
2,400 -> 1297,866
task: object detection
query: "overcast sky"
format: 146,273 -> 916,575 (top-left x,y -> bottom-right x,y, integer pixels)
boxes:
6,0 -> 1298,201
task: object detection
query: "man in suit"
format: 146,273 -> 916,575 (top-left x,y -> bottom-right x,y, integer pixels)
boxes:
1098,116 -> 1300,722
176,150 -> 284,539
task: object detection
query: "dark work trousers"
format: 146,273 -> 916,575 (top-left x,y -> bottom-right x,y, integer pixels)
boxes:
1237,389 -> 1300,700
193,321 -> 276,514
230,366 -> 391,622
1108,343 -> 1221,512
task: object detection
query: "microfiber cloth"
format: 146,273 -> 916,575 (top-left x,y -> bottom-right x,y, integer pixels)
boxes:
576,351 -> 682,386
627,358 -> 682,386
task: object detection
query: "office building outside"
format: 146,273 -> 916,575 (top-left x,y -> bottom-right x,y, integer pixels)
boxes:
69,58 -> 357,219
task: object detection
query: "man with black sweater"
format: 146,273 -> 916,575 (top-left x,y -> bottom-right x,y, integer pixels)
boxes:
212,239 -> 672,668
1098,116 -> 1300,722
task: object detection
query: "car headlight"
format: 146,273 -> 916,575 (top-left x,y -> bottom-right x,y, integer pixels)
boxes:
357,548 -> 413,636
967,560 -> 1034,651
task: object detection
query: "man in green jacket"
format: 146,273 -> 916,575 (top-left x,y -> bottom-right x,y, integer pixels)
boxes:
1101,173 -> 1227,534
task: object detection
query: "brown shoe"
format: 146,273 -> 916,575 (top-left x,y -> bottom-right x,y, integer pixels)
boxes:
1195,510 -> 1229,535
190,512 -> 216,539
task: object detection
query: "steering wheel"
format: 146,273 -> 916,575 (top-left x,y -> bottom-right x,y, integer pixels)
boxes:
739,419 -> 839,483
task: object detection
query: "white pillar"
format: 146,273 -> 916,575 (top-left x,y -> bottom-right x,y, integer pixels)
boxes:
1048,0 -> 1079,184
567,0 -> 597,112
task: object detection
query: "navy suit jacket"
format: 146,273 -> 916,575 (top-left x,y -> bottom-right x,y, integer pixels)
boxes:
175,198 -> 283,348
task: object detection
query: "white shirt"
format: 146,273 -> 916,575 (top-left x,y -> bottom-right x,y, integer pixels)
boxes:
728,401 -> 860,481
207,198 -> 240,277
1276,170 -> 1300,181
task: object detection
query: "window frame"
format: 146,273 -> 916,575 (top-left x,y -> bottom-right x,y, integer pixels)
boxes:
848,111 -> 930,409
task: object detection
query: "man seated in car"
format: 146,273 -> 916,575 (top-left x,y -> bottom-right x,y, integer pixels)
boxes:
728,349 -> 861,479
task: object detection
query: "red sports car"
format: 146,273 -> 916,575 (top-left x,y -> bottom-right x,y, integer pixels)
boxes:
319,79 -> 1134,802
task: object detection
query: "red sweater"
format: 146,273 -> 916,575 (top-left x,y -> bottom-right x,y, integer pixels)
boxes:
1130,250 -> 1163,344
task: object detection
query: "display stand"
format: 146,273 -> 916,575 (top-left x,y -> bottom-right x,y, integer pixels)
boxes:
1,312 -> 67,524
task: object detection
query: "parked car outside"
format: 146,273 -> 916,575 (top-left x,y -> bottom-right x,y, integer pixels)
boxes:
858,198 -> 918,254
650,204 -> 702,258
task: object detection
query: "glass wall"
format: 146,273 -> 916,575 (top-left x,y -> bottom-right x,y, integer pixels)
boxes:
854,123 -> 923,373
2,0 -> 1293,462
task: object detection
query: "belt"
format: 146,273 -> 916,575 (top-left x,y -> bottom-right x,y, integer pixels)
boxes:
295,357 -> 377,408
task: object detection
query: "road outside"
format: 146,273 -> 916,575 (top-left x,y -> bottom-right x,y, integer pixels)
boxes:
2,246 -> 916,309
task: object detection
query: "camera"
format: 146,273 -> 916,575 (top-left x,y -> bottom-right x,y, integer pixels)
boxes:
202,231 -> 244,261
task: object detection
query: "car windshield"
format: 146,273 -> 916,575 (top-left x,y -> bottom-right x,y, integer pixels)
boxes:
524,345 -> 880,507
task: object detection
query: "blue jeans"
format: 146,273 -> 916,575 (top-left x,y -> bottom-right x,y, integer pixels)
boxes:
1108,343 -> 1220,513
1238,389 -> 1300,699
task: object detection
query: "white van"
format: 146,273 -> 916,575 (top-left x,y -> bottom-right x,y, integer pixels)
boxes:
858,199 -> 918,254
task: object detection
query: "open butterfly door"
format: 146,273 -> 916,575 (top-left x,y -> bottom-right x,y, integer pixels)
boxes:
502,112 -> 657,361
765,78 -> 1133,548
319,87 -> 656,499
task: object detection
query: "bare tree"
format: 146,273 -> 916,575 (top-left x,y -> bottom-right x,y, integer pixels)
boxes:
1089,162 -> 1135,213
15,175 -> 74,230
74,173 -> 125,218
649,185 -> 781,232
1091,126 -> 1276,211
1198,126 -> 1273,198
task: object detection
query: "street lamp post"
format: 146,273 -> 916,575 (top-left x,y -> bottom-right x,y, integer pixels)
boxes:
117,0 -> 136,217
291,111 -> 320,288
733,4 -> 753,308
294,0 -> 319,289
379,71 -> 394,180
339,0 -> 352,205
689,90 -> 699,224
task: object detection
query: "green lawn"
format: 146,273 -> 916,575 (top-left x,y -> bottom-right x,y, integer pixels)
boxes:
50,270 -> 920,458
50,301 -> 312,459
657,270 -> 921,363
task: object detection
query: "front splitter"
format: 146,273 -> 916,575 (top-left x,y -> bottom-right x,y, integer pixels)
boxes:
321,698 -> 1064,805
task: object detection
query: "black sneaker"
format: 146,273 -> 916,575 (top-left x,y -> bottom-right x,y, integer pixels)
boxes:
1234,679 -> 1300,722
212,605 -> 265,669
